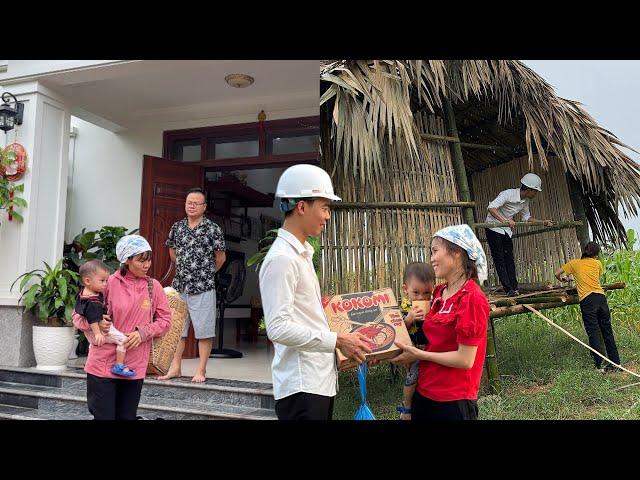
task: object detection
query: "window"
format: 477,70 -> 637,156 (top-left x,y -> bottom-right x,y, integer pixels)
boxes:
163,116 -> 319,166
269,133 -> 319,155
172,139 -> 202,163
208,138 -> 259,160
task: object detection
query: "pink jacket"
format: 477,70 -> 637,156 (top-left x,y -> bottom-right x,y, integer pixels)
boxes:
73,270 -> 172,380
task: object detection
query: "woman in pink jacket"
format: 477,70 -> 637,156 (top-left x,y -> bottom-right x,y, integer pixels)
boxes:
73,235 -> 171,420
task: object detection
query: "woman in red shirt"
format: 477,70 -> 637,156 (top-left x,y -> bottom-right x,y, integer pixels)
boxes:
392,224 -> 490,420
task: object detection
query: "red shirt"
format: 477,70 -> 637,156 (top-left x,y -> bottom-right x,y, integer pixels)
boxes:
416,278 -> 489,402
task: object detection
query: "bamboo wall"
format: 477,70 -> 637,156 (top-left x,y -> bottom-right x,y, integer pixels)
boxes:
471,155 -> 581,287
321,113 -> 463,297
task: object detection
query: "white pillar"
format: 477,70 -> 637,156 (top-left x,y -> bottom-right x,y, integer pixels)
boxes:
0,81 -> 70,366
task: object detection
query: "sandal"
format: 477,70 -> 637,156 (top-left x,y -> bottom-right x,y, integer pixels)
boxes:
112,363 -> 136,377
396,405 -> 412,420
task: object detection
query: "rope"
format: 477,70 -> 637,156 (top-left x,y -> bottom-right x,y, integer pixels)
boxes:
523,305 -> 640,380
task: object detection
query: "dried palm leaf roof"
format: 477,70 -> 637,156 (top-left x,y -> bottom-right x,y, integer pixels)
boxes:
320,60 -> 640,245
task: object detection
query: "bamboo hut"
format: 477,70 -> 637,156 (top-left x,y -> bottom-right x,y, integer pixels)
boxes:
319,60 -> 640,391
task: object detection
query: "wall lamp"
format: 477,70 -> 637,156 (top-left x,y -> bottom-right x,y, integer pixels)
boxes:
0,92 -> 24,132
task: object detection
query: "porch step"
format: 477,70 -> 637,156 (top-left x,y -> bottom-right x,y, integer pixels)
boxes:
0,402 -> 93,420
0,367 -> 276,420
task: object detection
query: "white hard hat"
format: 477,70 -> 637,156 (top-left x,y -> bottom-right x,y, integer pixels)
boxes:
275,164 -> 342,201
521,173 -> 542,191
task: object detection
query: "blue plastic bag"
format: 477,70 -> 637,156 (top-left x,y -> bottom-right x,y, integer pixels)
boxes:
354,362 -> 376,420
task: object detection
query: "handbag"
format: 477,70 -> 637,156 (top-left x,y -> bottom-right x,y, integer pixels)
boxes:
145,279 -> 189,376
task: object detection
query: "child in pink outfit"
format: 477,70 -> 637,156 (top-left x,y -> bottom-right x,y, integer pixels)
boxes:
74,259 -> 136,377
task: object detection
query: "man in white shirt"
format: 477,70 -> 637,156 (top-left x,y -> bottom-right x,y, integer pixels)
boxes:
485,173 -> 553,296
259,164 -> 372,420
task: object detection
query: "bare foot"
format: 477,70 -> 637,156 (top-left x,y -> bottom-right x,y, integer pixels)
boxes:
192,371 -> 206,383
400,412 -> 412,421
158,368 -> 182,381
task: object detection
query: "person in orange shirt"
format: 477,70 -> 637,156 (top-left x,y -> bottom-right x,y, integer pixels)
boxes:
555,241 -> 621,373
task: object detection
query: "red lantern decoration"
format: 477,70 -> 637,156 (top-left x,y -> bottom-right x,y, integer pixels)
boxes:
0,143 -> 28,182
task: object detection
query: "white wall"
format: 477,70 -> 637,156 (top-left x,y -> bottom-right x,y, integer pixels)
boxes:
64,118 -> 160,241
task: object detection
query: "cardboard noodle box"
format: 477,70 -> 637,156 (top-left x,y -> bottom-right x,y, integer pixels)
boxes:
321,288 -> 412,371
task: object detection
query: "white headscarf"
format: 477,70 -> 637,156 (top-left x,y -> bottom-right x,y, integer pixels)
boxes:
115,235 -> 152,264
433,224 -> 488,284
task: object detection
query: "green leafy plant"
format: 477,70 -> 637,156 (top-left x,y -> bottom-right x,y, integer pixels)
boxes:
247,229 -> 279,272
247,229 -> 321,275
10,259 -> 80,326
0,175 -> 27,226
64,225 -> 138,272
248,229 -> 322,332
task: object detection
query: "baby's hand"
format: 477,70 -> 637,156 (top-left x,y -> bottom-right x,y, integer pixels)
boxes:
410,306 -> 425,322
93,332 -> 105,346
404,310 -> 416,327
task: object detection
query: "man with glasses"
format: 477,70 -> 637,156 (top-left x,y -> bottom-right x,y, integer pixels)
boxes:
159,187 -> 226,383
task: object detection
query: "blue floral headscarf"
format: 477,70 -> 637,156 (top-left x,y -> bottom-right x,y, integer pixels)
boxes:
433,224 -> 488,284
115,235 -> 152,264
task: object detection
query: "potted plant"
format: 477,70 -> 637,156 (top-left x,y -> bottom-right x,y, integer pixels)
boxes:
64,225 -> 138,273
11,259 -> 80,371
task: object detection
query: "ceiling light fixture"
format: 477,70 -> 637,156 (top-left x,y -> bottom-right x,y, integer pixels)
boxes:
224,74 -> 255,88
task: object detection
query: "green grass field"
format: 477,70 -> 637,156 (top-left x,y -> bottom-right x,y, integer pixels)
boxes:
333,233 -> 640,420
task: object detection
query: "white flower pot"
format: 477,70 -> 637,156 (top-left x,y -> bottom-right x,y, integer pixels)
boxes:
32,325 -> 75,371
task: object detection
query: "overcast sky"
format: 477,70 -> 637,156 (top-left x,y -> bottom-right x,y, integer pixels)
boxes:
523,60 -> 640,238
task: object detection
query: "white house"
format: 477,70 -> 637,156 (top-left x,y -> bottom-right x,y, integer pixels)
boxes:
0,60 -> 319,369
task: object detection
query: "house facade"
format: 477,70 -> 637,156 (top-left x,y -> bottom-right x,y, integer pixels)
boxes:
0,60 -> 320,367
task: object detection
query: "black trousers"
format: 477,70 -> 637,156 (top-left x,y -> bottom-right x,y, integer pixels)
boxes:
579,293 -> 621,369
411,390 -> 478,421
275,392 -> 335,420
485,228 -> 518,292
86,373 -> 144,420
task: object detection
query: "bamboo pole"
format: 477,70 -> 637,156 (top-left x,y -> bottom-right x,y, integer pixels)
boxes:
485,318 -> 501,394
331,201 -> 476,210
511,223 -> 584,239
566,172 -> 591,249
490,298 -> 517,308
420,133 -> 459,143
489,284 -> 625,318
514,295 -> 568,304
566,282 -> 626,295
473,220 -> 582,229
443,97 -> 475,228
515,282 -> 554,292
420,133 -> 521,152
490,297 -> 580,318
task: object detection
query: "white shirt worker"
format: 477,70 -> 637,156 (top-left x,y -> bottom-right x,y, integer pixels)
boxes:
259,228 -> 338,401
485,188 -> 531,237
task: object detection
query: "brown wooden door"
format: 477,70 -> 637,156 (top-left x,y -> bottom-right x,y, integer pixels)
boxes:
139,155 -> 203,285
139,155 -> 203,360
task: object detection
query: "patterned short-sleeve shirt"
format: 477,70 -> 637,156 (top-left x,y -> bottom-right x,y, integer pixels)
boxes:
166,217 -> 226,295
